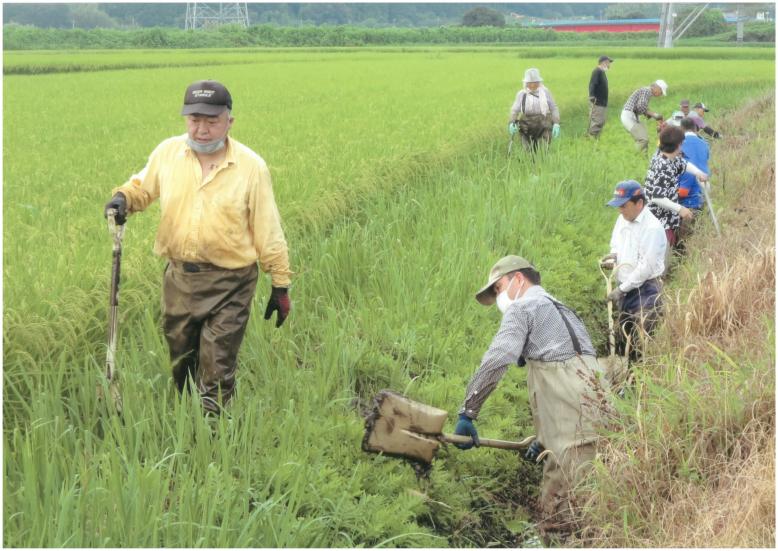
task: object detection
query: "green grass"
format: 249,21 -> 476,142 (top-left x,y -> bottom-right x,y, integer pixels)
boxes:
3,47 -> 775,546
4,44 -> 775,74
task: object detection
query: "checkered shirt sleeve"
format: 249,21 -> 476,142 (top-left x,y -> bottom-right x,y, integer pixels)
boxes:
459,287 -> 595,419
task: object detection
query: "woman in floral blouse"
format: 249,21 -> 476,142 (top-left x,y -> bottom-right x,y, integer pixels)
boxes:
643,125 -> 709,247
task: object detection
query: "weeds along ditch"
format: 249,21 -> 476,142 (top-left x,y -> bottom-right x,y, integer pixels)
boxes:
3,48 -> 775,546
575,94 -> 776,548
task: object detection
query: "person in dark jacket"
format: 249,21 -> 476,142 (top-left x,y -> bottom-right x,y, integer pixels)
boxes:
587,55 -> 612,138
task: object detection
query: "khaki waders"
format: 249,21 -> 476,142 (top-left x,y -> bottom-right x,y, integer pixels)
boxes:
587,104 -> 607,137
163,260 -> 258,414
620,110 -> 649,152
518,113 -> 553,152
526,355 -> 606,536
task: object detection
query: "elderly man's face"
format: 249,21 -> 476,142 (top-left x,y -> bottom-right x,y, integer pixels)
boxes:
526,81 -> 541,92
186,110 -> 233,146
680,104 -> 690,115
651,85 -> 663,97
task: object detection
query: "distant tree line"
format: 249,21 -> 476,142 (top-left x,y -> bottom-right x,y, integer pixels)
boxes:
3,24 -> 665,50
2,3 -> 610,29
462,7 -> 506,27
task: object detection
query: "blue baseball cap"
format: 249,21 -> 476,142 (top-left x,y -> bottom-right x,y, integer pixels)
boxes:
607,180 -> 644,207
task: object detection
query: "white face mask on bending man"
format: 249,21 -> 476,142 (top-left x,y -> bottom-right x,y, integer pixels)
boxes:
496,273 -> 527,314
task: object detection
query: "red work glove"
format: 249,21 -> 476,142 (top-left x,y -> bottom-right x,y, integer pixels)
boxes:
264,287 -> 290,328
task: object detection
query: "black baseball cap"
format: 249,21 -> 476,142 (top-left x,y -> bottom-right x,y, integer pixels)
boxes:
181,80 -> 232,116
598,55 -> 613,63
693,102 -> 709,112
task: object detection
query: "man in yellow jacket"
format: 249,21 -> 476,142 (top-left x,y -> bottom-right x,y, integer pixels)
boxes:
104,80 -> 292,415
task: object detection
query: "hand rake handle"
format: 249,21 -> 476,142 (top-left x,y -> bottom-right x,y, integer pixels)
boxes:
440,433 -> 535,450
702,184 -> 721,237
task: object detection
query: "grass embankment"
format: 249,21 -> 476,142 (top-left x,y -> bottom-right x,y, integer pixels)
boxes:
575,94 -> 776,547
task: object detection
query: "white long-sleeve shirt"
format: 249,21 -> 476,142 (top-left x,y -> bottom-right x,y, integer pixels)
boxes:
610,207 -> 667,293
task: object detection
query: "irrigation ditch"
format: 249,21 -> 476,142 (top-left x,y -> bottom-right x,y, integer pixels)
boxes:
297,91 -> 777,546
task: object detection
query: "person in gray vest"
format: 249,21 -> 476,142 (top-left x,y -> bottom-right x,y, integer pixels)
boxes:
455,255 -> 607,542
508,68 -> 561,153
587,55 -> 612,138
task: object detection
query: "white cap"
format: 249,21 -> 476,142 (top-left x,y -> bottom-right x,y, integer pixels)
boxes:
523,67 -> 543,83
654,79 -> 668,95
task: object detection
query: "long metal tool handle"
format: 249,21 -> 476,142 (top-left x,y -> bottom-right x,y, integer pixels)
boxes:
105,210 -> 125,384
599,258 -> 636,357
599,257 -> 617,357
440,433 -> 535,450
701,183 -> 721,237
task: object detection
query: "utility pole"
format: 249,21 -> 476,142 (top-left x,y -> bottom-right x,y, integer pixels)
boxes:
657,3 -> 668,47
736,4 -> 745,44
663,3 -> 675,48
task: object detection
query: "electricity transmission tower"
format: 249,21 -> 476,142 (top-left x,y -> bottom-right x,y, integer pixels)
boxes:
185,3 -> 250,30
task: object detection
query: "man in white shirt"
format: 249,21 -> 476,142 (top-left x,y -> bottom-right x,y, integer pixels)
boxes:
602,180 -> 667,358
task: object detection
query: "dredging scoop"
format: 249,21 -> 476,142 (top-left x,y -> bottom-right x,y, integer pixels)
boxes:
362,390 -> 534,464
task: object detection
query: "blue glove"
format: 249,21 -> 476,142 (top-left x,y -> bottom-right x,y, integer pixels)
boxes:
552,123 -> 560,139
508,122 -> 518,136
454,414 -> 480,450
523,440 -> 545,463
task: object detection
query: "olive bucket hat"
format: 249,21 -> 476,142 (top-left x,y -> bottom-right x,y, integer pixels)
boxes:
475,255 -> 535,306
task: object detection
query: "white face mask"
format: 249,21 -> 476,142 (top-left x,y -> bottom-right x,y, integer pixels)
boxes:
186,136 -> 226,154
496,276 -> 525,314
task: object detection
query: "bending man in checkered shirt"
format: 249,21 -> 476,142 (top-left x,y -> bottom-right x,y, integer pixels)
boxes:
620,80 -> 667,153
454,255 -> 608,541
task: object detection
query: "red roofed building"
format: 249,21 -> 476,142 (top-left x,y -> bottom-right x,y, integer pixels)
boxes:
531,18 -> 661,33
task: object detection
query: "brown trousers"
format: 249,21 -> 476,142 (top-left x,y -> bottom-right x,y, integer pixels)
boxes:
518,113 -> 553,152
163,260 -> 258,413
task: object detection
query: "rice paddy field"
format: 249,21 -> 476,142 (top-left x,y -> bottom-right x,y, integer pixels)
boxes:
3,45 -> 775,546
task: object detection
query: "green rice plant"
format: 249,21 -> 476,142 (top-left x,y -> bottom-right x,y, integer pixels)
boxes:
3,47 -> 775,546
4,44 -> 774,74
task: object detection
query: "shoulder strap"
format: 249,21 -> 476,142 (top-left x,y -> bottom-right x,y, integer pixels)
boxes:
521,91 -> 527,114
545,297 -> 582,355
